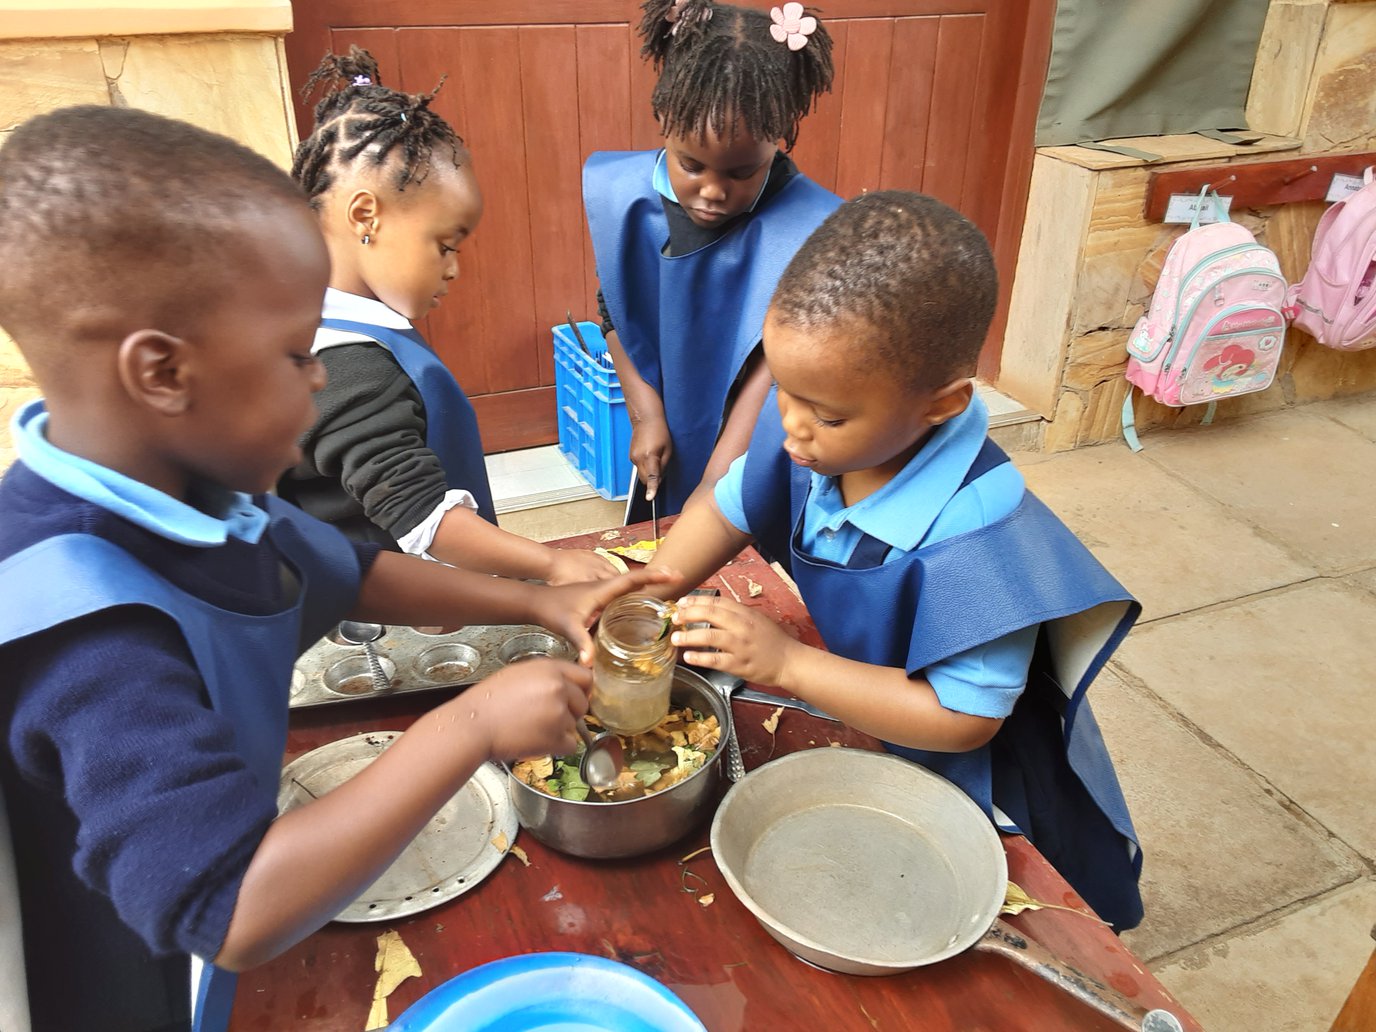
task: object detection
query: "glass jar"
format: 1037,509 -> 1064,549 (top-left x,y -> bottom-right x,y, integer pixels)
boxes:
590,594 -> 677,734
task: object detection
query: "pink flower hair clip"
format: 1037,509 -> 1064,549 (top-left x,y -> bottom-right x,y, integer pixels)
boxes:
769,3 -> 817,51
666,0 -> 712,35
352,74 -> 373,86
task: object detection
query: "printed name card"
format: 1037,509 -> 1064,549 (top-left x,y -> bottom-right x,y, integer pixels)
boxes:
1326,173 -> 1366,203
1163,192 -> 1233,225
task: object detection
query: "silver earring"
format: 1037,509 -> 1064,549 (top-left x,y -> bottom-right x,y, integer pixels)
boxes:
361,233 -> 371,246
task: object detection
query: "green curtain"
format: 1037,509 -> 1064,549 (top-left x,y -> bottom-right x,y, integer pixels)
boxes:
1036,0 -> 1272,147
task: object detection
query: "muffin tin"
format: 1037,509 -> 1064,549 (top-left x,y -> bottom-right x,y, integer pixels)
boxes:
290,624 -> 577,708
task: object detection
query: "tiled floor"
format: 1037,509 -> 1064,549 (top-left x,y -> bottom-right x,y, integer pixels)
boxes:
502,394 -> 1376,1031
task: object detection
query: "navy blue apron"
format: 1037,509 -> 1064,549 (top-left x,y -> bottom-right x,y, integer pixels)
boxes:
584,150 -> 840,515
0,496 -> 361,1031
319,318 -> 497,525
742,392 -> 1145,929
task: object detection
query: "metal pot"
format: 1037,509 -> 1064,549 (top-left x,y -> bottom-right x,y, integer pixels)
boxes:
710,748 -> 1184,1032
507,666 -> 730,859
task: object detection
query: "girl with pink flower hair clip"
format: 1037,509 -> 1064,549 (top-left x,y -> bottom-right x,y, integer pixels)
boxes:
582,0 -> 838,522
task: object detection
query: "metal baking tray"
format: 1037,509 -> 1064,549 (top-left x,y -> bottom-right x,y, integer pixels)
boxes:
289,624 -> 576,709
277,731 -> 518,922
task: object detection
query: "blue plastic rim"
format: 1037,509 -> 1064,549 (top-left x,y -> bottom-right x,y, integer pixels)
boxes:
391,951 -> 706,1032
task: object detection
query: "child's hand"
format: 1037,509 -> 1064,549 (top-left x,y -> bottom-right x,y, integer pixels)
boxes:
460,658 -> 591,760
630,416 -> 672,501
543,547 -> 621,586
532,567 -> 678,664
670,594 -> 800,688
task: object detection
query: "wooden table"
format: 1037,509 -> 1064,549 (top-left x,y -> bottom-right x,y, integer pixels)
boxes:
231,523 -> 1199,1031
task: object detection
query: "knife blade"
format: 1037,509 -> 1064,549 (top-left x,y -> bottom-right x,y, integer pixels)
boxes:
651,491 -> 659,541
565,310 -> 594,357
732,686 -> 839,722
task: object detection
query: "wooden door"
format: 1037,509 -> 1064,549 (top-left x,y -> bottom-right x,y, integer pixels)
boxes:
286,1 -> 1055,452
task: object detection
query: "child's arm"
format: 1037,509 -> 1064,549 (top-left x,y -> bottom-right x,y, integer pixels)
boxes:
671,595 -> 1003,753
216,657 -> 589,969
425,504 -> 619,585
644,493 -> 753,599
606,328 -> 671,500
683,350 -> 773,510
349,551 -> 671,663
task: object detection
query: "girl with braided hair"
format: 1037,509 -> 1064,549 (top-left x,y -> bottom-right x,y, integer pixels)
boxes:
586,0 -> 841,520
281,48 -> 616,584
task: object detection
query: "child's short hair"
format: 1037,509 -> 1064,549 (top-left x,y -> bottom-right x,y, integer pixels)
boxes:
770,191 -> 998,391
0,105 -> 307,352
292,46 -> 468,208
639,0 -> 833,151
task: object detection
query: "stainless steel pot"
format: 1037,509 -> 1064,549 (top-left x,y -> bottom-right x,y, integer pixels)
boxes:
507,666 -> 730,859
710,748 -> 1184,1032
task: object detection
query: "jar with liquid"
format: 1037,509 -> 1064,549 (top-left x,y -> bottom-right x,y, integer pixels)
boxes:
590,594 -> 677,734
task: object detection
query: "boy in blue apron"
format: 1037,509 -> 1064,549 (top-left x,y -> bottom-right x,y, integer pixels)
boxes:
0,107 -> 660,1032
279,48 -> 615,586
653,192 -> 1146,930
586,0 -> 841,519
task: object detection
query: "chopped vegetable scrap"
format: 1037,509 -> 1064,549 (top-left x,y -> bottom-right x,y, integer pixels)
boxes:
746,578 -> 763,597
603,538 -> 665,564
510,845 -> 531,867
698,893 -> 716,907
761,706 -> 783,735
593,548 -> 630,574
513,707 -> 720,802
365,930 -> 421,1030
490,831 -> 509,853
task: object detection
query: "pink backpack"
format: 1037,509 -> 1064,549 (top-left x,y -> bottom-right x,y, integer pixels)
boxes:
1286,166 -> 1376,351
1122,192 -> 1287,451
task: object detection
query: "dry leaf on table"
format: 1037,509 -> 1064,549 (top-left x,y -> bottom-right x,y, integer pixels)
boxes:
746,578 -> 763,598
761,706 -> 783,736
1000,881 -> 1108,924
510,845 -> 531,867
364,929 -> 422,1030
600,530 -> 620,541
604,538 -> 665,564
593,547 -> 630,574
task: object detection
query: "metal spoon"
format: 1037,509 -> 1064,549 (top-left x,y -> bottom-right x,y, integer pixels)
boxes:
576,718 -> 625,792
337,621 -> 391,693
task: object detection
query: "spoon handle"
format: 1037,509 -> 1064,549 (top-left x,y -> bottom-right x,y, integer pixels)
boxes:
362,642 -> 390,693
724,724 -> 746,782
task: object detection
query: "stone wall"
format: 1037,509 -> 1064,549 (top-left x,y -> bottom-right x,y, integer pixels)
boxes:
1001,0 -> 1376,451
0,2 -> 295,467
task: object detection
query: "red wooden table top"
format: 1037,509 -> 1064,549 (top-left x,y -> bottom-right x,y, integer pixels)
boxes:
231,521 -> 1197,1031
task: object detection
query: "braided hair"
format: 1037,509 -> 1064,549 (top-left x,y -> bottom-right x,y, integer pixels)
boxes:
639,0 -> 833,151
291,46 -> 468,208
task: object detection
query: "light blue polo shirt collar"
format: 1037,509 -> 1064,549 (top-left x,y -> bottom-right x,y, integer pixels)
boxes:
809,394 -> 990,552
652,149 -> 771,214
12,399 -> 268,547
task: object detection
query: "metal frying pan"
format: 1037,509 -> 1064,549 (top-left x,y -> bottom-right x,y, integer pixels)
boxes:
709,748 -> 1183,1032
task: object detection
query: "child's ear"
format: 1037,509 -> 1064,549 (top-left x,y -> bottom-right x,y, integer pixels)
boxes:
116,329 -> 192,416
926,378 -> 974,426
344,188 -> 382,243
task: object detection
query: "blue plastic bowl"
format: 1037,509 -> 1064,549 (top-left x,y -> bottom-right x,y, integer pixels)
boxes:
390,951 -> 707,1032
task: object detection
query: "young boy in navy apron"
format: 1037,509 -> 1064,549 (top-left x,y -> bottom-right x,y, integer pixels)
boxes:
585,0 -> 841,519
653,192 -> 1146,930
279,48 -> 615,586
0,107 -> 661,1032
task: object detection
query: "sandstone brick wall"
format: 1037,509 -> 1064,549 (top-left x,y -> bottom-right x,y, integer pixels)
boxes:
1002,0 -> 1376,451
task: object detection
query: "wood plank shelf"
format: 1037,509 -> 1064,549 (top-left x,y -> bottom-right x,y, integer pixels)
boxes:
1145,152 -> 1376,221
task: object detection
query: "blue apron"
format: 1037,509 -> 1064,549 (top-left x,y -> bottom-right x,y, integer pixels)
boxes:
584,150 -> 840,515
742,392 -> 1145,929
320,318 -> 497,525
0,496 -> 361,1031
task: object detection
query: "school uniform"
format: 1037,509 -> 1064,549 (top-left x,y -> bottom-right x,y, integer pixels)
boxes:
0,400 -> 372,1032
585,149 -> 841,517
716,392 -> 1145,930
279,289 -> 495,556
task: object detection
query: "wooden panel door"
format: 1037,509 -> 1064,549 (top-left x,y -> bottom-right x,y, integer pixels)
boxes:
286,1 -> 1055,452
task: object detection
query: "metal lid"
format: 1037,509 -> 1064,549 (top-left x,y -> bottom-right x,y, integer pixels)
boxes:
277,731 -> 518,922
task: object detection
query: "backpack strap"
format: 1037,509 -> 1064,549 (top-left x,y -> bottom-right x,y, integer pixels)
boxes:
1121,390 -> 1143,453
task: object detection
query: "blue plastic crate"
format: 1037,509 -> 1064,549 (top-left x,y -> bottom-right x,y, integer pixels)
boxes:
552,321 -> 633,500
